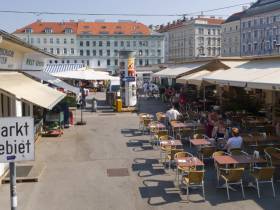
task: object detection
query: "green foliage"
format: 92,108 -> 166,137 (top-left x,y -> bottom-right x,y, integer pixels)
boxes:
62,96 -> 77,107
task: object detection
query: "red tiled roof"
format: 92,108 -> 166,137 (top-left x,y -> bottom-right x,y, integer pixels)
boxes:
77,22 -> 150,35
14,21 -> 78,34
196,18 -> 224,25
14,21 -> 151,35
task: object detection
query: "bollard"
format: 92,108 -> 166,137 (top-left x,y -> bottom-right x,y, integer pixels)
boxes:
92,98 -> 97,112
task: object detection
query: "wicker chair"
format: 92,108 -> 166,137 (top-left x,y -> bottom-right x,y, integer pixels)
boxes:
182,170 -> 205,201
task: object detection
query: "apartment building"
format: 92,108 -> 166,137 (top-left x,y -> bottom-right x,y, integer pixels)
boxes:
14,20 -> 164,71
241,0 -> 280,56
221,12 -> 243,57
158,17 -> 224,63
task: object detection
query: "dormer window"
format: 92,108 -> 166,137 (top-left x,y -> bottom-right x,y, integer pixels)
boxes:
114,31 -> 123,35
44,28 -> 53,34
65,28 -> 73,34
99,31 -> 109,35
101,26 -> 107,29
116,26 -> 122,29
25,28 -> 33,33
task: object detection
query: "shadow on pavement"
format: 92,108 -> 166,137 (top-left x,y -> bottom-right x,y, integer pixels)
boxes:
132,158 -> 165,177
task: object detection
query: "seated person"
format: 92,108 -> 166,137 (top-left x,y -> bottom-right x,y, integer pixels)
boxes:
224,127 -> 243,152
216,119 -> 226,138
166,105 -> 181,122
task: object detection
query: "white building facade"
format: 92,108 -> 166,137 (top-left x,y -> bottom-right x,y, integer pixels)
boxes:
14,21 -> 164,72
158,17 -> 224,63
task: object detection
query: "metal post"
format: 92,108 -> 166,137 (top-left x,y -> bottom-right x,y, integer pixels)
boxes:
203,85 -> 206,111
9,162 -> 17,210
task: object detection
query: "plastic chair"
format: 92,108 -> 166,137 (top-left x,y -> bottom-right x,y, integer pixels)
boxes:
250,167 -> 275,198
212,151 -> 226,182
264,147 -> 280,167
182,170 -> 205,201
220,168 -> 245,200
166,148 -> 184,170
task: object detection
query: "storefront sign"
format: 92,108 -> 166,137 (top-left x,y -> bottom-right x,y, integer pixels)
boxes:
22,54 -> 46,71
0,48 -> 15,69
0,117 -> 34,163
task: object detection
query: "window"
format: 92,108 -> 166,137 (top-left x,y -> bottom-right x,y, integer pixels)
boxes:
266,17 -> 270,24
99,50 -> 103,56
49,60 -> 52,64
64,48 -> 67,54
145,59 -> 149,66
80,41 -> 83,47
30,38 -> 34,44
71,48 -> 74,54
86,50 -> 90,56
74,60 -> 77,63
157,49 -> 161,56
145,49 -> 149,56
50,38 -> 53,44
50,48 -> 54,54
157,59 -> 161,64
25,28 -> 32,33
139,50 -> 143,56
56,38 -> 60,44
99,41 -> 103,47
92,50 -> 96,56
44,48 -> 47,51
86,60 -> 90,66
126,41 -> 130,47
114,59 -> 118,66
56,48 -> 60,55
133,41 -> 137,47
107,41 -> 110,47
65,28 -> 73,34
212,29 -> 216,35
86,41 -> 90,47
114,50 -> 118,56
208,29 -> 211,35
44,28 -> 53,33
254,30 -> 258,39
107,50 -> 110,56
260,18 -> 264,25
97,60 -> 101,66
64,39 -> 67,44
107,59 -> 111,66
273,16 -> 277,23
67,60 -> 70,64
80,50 -> 84,56
37,38 -> 40,44
114,41 -> 118,47
71,38 -> 75,44
254,19 -> 258,26
120,41 -> 124,47
93,41 -> 96,47
248,21 -> 251,28
139,59 -> 143,66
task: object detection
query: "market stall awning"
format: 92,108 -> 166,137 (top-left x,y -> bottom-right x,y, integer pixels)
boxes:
23,70 -> 80,95
203,60 -> 280,87
52,69 -> 115,81
176,70 -> 212,86
153,62 -> 208,79
0,72 -> 66,110
44,63 -> 84,74
247,70 -> 280,91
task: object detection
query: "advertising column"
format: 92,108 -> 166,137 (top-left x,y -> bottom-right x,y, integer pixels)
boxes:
119,51 -> 137,107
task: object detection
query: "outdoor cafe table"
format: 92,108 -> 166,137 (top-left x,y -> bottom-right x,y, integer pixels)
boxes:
190,139 -> 211,148
170,121 -> 196,137
149,122 -> 166,130
160,140 -> 183,147
213,155 -> 267,166
271,152 -> 280,160
174,157 -> 205,185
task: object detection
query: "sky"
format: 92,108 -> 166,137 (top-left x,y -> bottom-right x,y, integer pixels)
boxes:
0,0 -> 254,33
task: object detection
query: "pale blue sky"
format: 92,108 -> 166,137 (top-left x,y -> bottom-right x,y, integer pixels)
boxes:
0,0 -> 253,32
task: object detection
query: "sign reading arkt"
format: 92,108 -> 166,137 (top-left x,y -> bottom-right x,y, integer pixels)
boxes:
0,117 -> 34,163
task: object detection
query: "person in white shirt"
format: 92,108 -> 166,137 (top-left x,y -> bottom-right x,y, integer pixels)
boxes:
166,105 -> 181,122
224,127 -> 243,152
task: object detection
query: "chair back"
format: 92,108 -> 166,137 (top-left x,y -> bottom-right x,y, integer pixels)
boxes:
201,146 -> 216,158
156,112 -> 165,121
193,133 -> 204,139
264,147 -> 278,155
174,152 -> 193,159
188,171 -> 204,184
256,167 -> 275,180
170,149 -> 184,159
226,168 -> 244,182
143,118 -> 152,127
159,135 -> 169,141
157,130 -> 168,138
230,148 -> 242,155
212,151 -> 225,158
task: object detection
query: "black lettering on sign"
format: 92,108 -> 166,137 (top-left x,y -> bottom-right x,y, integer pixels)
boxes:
1,126 -> 8,137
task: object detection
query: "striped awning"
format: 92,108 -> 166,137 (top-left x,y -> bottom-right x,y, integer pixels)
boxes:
44,63 -> 84,74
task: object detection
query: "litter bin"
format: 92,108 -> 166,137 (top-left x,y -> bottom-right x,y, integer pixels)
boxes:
92,98 -> 97,112
116,99 -> 122,112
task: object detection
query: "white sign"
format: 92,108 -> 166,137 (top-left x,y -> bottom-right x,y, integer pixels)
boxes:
0,117 -> 34,163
